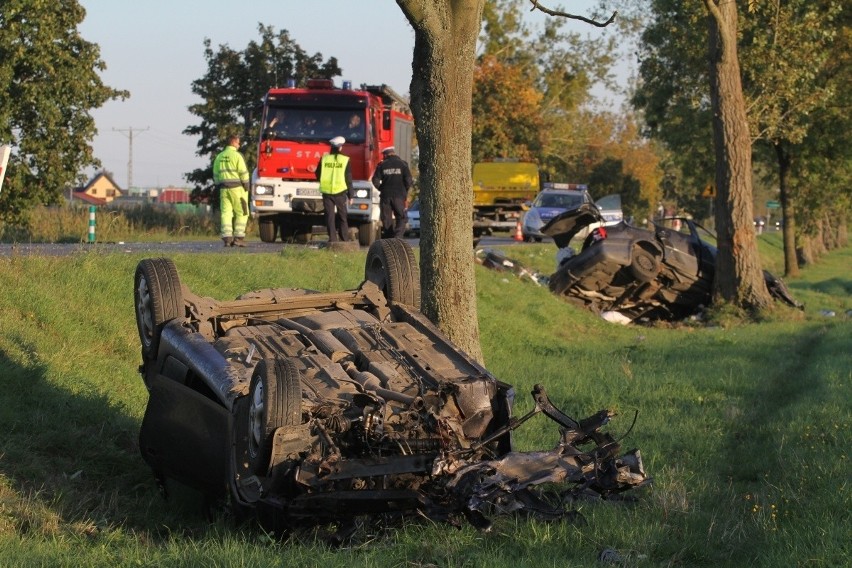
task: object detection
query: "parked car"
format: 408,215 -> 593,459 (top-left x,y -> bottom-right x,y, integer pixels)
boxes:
520,187 -> 592,242
133,239 -> 648,534
405,198 -> 420,237
541,206 -> 802,322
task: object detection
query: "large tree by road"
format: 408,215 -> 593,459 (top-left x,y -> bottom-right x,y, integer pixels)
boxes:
396,0 -> 616,361
0,0 -> 127,226
702,0 -> 772,312
395,1 -> 487,362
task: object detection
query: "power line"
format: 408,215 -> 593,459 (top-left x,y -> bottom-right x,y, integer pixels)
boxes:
113,126 -> 149,189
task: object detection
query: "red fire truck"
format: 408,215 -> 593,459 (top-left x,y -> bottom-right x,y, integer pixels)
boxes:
251,79 -> 414,245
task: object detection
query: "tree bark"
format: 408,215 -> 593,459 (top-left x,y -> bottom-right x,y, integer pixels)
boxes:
704,0 -> 773,313
397,0 -> 485,362
774,142 -> 799,277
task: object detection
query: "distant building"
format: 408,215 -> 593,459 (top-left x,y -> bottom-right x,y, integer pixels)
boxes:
69,171 -> 123,205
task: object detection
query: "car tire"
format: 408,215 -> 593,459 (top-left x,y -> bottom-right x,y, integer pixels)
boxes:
629,246 -> 661,283
259,217 -> 277,243
134,258 -> 183,360
364,238 -> 421,309
244,359 -> 302,476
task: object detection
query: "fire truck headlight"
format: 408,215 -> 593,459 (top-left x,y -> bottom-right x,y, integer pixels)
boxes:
354,189 -> 369,198
254,185 -> 273,196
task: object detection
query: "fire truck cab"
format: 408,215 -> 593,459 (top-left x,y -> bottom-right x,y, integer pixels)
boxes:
251,79 -> 414,246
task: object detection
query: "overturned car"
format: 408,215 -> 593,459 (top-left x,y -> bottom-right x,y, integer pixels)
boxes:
133,239 -> 648,532
542,205 -> 802,322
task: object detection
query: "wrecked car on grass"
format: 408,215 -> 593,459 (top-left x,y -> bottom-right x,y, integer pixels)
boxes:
541,205 -> 802,322
133,238 -> 648,533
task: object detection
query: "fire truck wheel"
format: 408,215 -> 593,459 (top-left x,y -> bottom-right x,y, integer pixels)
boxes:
364,238 -> 421,309
259,218 -> 278,243
358,222 -> 380,247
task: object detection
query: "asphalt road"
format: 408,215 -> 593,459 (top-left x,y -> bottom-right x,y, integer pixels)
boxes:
0,235 -> 526,257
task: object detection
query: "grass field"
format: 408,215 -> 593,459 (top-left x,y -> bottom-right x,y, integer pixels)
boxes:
0,235 -> 848,567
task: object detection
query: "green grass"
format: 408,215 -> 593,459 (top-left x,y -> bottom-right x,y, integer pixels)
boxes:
0,243 -> 849,567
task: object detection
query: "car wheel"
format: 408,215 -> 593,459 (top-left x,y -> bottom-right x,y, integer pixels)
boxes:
134,258 -> 183,359
242,359 -> 302,476
629,246 -> 661,283
364,238 -> 421,309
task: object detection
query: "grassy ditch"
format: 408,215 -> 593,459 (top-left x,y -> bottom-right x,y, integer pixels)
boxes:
0,244 -> 849,567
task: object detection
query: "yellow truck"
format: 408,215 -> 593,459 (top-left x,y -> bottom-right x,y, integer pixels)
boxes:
472,160 -> 540,233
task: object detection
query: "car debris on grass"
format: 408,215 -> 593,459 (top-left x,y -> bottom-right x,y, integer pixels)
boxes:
477,205 -> 803,324
133,238 -> 649,537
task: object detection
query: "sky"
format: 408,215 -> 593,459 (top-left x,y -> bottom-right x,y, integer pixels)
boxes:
78,0 -> 611,189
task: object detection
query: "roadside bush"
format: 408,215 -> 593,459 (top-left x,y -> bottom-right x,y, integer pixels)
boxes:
0,203 -> 225,243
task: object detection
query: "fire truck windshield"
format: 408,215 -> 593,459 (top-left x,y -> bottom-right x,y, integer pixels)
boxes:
263,108 -> 365,143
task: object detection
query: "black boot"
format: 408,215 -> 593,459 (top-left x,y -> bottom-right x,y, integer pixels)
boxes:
232,237 -> 246,247
222,237 -> 233,247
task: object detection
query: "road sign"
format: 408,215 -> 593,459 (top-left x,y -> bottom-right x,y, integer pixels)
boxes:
0,145 -> 10,195
766,200 -> 781,209
701,184 -> 716,198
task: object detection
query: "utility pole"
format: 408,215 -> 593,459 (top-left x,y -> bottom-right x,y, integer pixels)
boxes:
113,126 -> 149,190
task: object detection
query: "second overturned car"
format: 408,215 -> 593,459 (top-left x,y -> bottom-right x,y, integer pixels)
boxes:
541,204 -> 802,322
133,239 -> 648,532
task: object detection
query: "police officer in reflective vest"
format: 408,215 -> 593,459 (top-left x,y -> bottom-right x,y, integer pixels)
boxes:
371,146 -> 413,238
316,136 -> 353,242
212,134 -> 250,247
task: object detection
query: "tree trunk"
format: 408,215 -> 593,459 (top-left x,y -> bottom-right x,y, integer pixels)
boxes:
704,0 -> 773,313
775,143 -> 799,277
397,1 -> 485,362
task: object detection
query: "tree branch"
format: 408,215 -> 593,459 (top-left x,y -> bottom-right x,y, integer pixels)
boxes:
527,1 -> 617,28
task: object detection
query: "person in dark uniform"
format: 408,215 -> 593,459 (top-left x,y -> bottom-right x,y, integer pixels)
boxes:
316,136 -> 352,242
371,146 -> 413,238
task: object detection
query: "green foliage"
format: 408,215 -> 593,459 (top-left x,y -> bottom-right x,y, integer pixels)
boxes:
183,24 -> 342,202
474,0 -> 617,177
0,242 -> 848,565
631,0 -> 850,235
588,157 -> 647,220
0,0 -> 128,225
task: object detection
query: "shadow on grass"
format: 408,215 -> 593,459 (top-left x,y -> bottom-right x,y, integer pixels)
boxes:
0,337 -> 213,539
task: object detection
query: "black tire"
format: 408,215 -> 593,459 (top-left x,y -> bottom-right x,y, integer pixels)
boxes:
629,246 -> 661,283
134,258 -> 183,359
259,217 -> 277,243
364,238 -> 421,309
243,359 -> 302,476
358,221 -> 380,247
293,231 -> 311,244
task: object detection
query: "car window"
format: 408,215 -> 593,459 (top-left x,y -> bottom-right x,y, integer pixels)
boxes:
595,194 -> 622,211
409,200 -> 419,211
535,192 -> 585,209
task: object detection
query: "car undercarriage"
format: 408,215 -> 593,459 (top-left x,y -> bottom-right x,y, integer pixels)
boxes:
134,239 -> 649,533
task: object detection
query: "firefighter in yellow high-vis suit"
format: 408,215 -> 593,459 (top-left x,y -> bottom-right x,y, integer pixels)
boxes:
316,136 -> 353,242
213,135 -> 250,247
